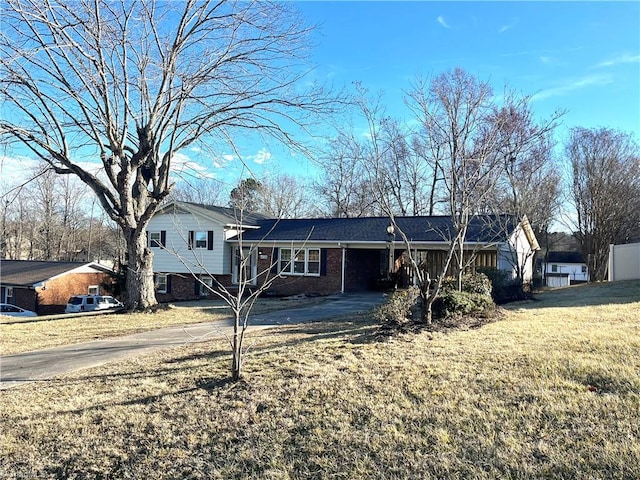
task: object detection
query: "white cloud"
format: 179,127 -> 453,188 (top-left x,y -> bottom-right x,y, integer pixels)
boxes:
0,155 -> 41,190
594,53 -> 640,68
437,16 -> 451,29
499,18 -> 519,33
170,152 -> 216,179
248,148 -> 272,165
0,155 -> 106,191
532,74 -> 613,101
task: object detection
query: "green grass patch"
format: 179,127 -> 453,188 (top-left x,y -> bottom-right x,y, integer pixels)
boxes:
1,281 -> 639,479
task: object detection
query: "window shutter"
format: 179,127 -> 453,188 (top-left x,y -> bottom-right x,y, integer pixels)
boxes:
207,231 -> 214,250
320,249 -> 327,276
166,275 -> 172,294
195,278 -> 200,295
160,231 -> 166,247
188,231 -> 194,250
270,248 -> 279,274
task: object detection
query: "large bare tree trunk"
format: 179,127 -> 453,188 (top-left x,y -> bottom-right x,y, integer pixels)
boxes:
124,227 -> 156,310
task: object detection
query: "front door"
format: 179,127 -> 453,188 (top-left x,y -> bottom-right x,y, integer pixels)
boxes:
232,247 -> 257,285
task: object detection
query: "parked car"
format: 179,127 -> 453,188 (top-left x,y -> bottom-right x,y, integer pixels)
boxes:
0,303 -> 38,317
64,295 -> 123,314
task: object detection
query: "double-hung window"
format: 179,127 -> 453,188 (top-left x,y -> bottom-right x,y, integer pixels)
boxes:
155,274 -> 168,294
279,248 -> 321,276
199,276 -> 213,296
188,230 -> 214,250
148,231 -> 166,248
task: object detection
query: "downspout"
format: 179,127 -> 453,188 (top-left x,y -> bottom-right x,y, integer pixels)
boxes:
339,243 -> 346,294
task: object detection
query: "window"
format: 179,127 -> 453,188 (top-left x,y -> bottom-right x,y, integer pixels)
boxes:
194,231 -> 207,248
88,285 -> 99,295
149,231 -> 166,248
155,274 -> 168,294
581,265 -> 587,273
279,248 -> 321,276
307,249 -> 320,274
551,264 -> 558,272
199,276 -> 213,296
5,287 -> 14,304
188,230 -> 214,250
279,248 -> 292,273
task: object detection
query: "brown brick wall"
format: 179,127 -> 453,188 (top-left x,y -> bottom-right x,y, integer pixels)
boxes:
35,272 -> 114,315
255,248 -> 345,296
154,248 -> 383,301
155,273 -> 233,303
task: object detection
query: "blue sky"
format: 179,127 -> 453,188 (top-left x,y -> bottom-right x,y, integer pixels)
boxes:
1,1 -> 638,191
296,0 -> 639,140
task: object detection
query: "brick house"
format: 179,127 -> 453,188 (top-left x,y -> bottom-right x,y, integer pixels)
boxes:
0,260 -> 116,315
148,202 -> 539,300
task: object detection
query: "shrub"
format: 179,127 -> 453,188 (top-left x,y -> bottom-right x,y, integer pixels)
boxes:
433,272 -> 495,320
477,267 -> 530,304
373,286 -> 420,325
432,290 -> 495,320
440,272 -> 493,296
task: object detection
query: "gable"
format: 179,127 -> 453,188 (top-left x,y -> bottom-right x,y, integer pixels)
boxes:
154,201 -> 271,226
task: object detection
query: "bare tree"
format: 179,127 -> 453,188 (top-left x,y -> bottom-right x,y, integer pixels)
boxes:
167,202 -> 307,381
406,68 -> 503,291
314,132 -> 378,217
171,177 -> 225,206
0,0 -> 335,309
477,95 -> 562,287
567,127 -> 640,281
259,173 -> 315,219
484,95 -> 563,231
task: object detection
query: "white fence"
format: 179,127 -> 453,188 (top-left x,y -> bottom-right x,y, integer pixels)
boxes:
608,242 -> 640,281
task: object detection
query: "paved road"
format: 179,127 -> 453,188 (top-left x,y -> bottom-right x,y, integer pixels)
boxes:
0,292 -> 385,390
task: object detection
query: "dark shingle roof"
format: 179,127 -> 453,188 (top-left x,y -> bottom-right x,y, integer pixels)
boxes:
547,251 -> 586,264
235,215 -> 518,244
0,260 -> 111,286
178,202 -> 273,224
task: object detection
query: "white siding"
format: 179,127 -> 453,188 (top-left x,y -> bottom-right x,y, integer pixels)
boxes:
609,242 -> 640,281
497,225 -> 537,282
147,212 -> 227,274
544,262 -> 589,283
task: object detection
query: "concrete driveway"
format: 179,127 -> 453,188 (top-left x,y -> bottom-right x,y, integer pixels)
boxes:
0,292 -> 386,390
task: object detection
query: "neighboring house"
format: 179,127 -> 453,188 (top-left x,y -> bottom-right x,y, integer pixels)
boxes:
0,260 -> 116,315
542,251 -> 589,287
148,202 -> 540,300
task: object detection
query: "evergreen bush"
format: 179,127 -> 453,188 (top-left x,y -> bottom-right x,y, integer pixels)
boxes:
373,286 -> 420,325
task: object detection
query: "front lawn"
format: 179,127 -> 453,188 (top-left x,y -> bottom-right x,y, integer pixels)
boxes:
1,281 -> 639,479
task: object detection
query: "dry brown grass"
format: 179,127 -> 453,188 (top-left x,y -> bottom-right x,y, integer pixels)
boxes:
1,281 -> 639,479
0,296 -> 325,355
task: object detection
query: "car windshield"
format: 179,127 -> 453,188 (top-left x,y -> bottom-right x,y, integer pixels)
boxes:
69,297 -> 83,305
